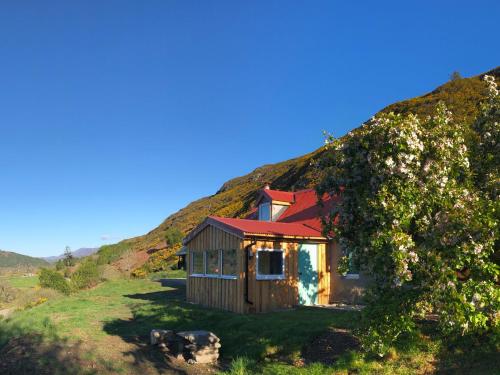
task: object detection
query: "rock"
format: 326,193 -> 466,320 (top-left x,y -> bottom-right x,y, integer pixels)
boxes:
150,329 -> 175,345
150,329 -> 221,364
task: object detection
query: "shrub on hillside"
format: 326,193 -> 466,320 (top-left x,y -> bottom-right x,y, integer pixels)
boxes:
24,297 -> 48,309
0,282 -> 17,306
165,227 -> 183,247
96,243 -> 131,265
70,259 -> 101,290
131,247 -> 178,278
38,269 -> 71,295
131,268 -> 147,278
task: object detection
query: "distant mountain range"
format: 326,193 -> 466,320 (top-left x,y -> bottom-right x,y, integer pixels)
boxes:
43,248 -> 99,263
0,250 -> 49,268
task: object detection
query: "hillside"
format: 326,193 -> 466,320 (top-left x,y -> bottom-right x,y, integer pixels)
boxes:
43,248 -> 99,263
0,250 -> 49,268
103,66 -> 500,260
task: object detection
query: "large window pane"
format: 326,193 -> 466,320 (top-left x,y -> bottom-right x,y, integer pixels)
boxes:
191,252 -> 204,274
206,250 -> 220,275
222,249 -> 237,276
257,250 -> 284,279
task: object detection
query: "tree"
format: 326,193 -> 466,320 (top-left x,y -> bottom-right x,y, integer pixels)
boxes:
63,246 -> 75,267
318,75 -> 499,356
450,71 -> 463,81
165,227 -> 184,247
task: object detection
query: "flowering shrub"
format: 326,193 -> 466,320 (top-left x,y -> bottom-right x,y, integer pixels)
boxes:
24,297 -> 48,309
318,75 -> 499,355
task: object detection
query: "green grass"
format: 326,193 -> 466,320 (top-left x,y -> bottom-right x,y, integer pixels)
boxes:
5,275 -> 39,289
1,278 -> 497,374
148,269 -> 187,280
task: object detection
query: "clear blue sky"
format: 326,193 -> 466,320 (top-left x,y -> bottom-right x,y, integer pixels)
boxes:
1,1 -> 498,257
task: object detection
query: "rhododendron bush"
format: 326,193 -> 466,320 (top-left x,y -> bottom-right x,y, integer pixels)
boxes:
318,75 -> 499,355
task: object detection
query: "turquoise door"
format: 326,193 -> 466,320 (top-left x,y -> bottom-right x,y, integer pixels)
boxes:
298,244 -> 318,305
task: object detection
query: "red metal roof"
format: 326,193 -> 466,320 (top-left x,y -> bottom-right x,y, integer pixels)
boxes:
184,188 -> 338,244
208,216 -> 324,239
276,189 -> 338,231
261,189 -> 295,203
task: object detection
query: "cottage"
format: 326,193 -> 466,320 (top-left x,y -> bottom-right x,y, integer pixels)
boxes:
183,185 -> 368,313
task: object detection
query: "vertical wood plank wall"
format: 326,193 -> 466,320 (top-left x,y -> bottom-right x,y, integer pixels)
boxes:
185,226 -> 245,313
317,243 -> 331,305
244,239 -> 331,312
186,224 -> 333,313
245,240 -> 298,313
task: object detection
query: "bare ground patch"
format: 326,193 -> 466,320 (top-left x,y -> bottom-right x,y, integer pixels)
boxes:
302,328 -> 360,366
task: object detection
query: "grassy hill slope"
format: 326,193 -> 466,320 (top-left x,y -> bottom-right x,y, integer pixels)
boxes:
0,250 -> 49,268
103,66 -> 500,260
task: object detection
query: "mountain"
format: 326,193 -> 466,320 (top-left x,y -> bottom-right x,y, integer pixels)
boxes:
102,66 -> 500,260
0,250 -> 49,268
43,248 -> 99,263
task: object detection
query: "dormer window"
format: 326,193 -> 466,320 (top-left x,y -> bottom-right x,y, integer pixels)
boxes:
272,204 -> 288,221
258,202 -> 271,221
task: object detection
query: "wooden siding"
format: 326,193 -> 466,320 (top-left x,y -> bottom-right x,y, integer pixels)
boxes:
317,243 -> 331,305
186,225 -> 245,313
245,239 -> 297,313
244,240 -> 331,313
186,224 -> 333,313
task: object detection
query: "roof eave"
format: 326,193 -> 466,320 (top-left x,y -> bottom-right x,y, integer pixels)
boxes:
242,232 -> 328,242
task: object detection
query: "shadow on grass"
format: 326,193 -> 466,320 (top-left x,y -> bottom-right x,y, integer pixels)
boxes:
0,318 -> 117,375
103,284 -> 359,372
102,284 -> 500,374
388,320 -> 500,375
434,333 -> 500,374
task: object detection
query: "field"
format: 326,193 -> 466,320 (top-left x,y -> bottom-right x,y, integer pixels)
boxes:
2,275 -> 39,289
0,278 -> 497,374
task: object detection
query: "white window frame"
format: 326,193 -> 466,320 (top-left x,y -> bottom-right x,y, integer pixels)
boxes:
189,249 -> 238,279
221,249 -> 238,280
190,251 -> 206,277
256,248 -> 285,280
258,202 -> 271,221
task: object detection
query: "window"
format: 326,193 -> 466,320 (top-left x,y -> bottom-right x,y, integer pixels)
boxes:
189,249 -> 239,279
271,204 -> 288,221
222,249 -> 238,277
191,252 -> 204,275
258,202 -> 271,221
345,251 -> 360,279
205,250 -> 220,276
256,249 -> 284,280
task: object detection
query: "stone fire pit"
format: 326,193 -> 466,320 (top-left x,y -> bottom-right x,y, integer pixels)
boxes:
150,329 -> 220,364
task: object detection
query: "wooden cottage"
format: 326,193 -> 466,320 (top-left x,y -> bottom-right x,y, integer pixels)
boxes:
183,186 -> 368,313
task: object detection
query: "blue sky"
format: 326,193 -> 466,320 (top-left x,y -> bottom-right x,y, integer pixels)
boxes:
1,1 -> 498,257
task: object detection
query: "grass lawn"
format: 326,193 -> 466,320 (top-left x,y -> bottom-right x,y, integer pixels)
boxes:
148,269 -> 187,280
3,275 -> 39,289
0,278 -> 497,374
